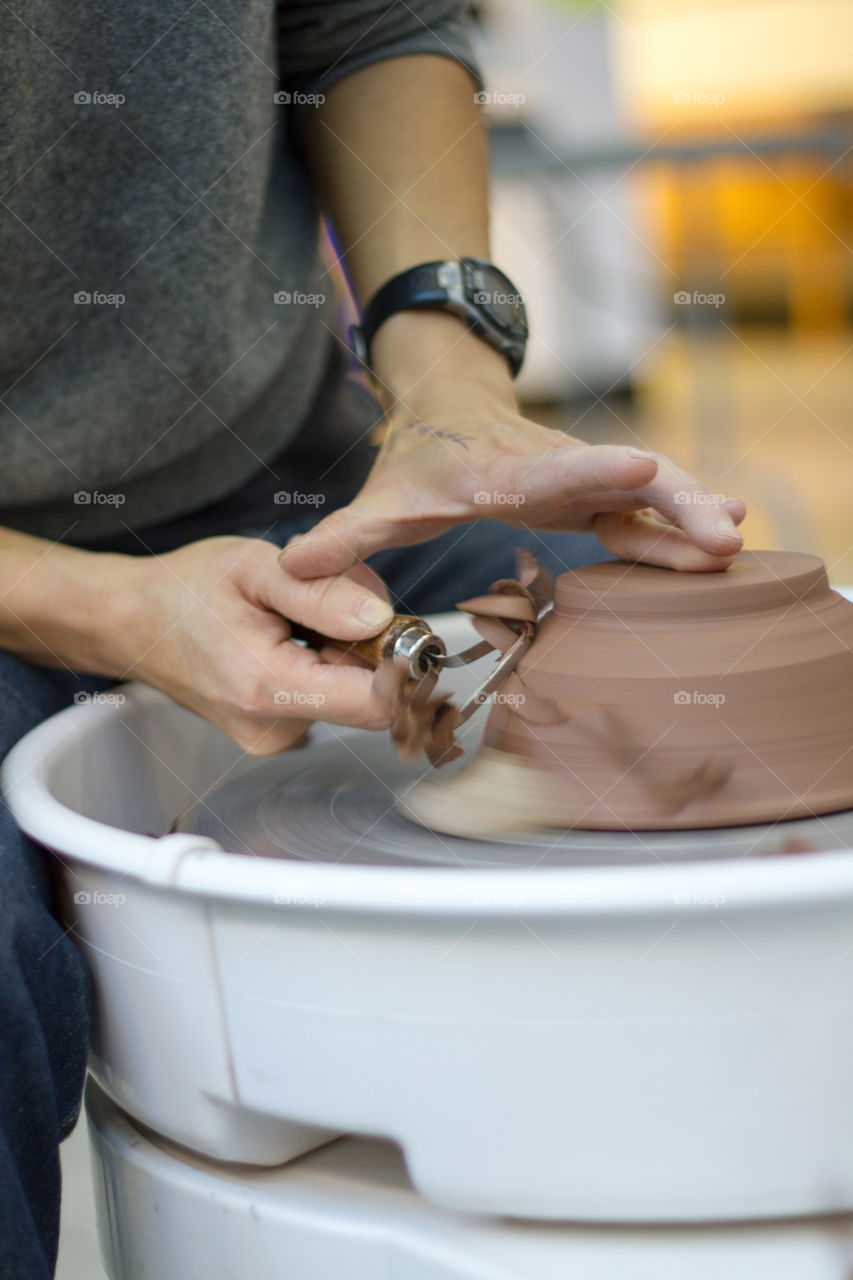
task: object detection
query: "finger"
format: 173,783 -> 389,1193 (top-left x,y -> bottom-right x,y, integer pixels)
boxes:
524,444 -> 659,500
593,510 -> 741,572
624,498 -> 745,536
633,463 -> 744,556
254,550 -> 395,643
233,715 -> 314,758
474,445 -> 659,518
539,482 -> 747,545
278,502 -> 400,580
258,641 -> 393,730
344,561 -> 392,602
317,642 -> 375,670
279,446 -> 660,575
520,493 -> 746,539
723,497 -> 747,527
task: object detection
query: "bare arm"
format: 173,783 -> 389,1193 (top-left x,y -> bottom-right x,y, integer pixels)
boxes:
0,527 -> 129,673
285,54 -> 745,579
299,54 -> 508,398
0,525 -> 395,753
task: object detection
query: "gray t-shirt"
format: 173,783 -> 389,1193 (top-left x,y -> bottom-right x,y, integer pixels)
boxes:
0,1 -> 478,540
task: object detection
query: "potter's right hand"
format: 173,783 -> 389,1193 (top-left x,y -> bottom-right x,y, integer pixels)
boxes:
115,536 -> 395,755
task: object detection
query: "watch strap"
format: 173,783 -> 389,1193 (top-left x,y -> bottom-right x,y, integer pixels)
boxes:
361,261 -> 460,355
352,258 -> 527,377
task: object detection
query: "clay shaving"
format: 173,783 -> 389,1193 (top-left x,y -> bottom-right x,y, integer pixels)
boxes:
374,551 -> 560,767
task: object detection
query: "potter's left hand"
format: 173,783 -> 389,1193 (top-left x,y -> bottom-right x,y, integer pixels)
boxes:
280,316 -> 746,582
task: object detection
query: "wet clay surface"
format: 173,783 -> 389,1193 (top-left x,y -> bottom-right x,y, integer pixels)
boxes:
465,550 -> 853,831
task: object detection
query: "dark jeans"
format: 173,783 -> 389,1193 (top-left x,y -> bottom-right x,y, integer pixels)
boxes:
0,449 -> 608,1277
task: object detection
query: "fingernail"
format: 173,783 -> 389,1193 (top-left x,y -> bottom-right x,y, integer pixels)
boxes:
627,449 -> 656,460
715,518 -> 742,541
356,596 -> 393,626
280,534 -> 305,555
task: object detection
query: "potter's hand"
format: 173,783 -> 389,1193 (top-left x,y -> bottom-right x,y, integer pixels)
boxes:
279,319 -> 745,581
122,537 -> 393,756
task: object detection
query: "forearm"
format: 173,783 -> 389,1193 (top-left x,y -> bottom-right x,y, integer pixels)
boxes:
0,527 -> 131,675
302,54 -> 514,404
304,54 -> 487,297
284,55 -> 745,584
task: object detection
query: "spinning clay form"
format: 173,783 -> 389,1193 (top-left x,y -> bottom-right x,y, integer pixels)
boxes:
404,551 -> 853,836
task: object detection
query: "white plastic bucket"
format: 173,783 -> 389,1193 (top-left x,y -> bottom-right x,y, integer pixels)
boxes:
6,613 -> 853,1222
86,1077 -> 853,1280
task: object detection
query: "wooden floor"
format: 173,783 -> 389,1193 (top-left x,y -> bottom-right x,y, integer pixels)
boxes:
538,325 -> 853,582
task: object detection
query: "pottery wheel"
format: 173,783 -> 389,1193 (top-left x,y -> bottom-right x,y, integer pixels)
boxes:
181,729 -> 853,868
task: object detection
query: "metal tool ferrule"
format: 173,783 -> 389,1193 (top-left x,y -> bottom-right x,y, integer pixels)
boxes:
391,624 -> 447,678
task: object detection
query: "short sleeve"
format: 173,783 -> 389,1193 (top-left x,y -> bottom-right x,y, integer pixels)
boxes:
277,0 -> 483,103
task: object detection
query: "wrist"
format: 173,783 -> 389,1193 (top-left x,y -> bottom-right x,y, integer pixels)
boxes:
369,310 -> 518,413
2,543 -> 142,677
61,550 -> 148,678
93,552 -> 162,679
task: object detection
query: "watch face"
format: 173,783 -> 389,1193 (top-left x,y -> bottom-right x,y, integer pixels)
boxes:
464,261 -> 528,339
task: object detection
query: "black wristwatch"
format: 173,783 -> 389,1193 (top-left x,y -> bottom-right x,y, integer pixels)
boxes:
351,258 -> 529,378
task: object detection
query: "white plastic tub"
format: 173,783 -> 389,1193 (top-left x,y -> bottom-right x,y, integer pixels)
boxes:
86,1078 -> 853,1280
6,613 -> 853,1223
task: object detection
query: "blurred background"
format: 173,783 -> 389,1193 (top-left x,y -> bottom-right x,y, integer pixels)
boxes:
472,0 -> 853,576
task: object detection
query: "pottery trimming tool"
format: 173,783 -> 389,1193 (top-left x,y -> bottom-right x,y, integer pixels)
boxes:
292,603 -> 553,728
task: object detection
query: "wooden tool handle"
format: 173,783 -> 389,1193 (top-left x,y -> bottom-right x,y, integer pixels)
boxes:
349,615 -> 427,668
289,614 -> 426,670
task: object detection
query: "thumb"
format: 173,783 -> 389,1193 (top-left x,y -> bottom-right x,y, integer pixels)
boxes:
255,549 -> 394,642
278,502 -> 395,579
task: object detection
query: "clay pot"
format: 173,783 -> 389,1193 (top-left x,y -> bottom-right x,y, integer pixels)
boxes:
408,551 -> 853,834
